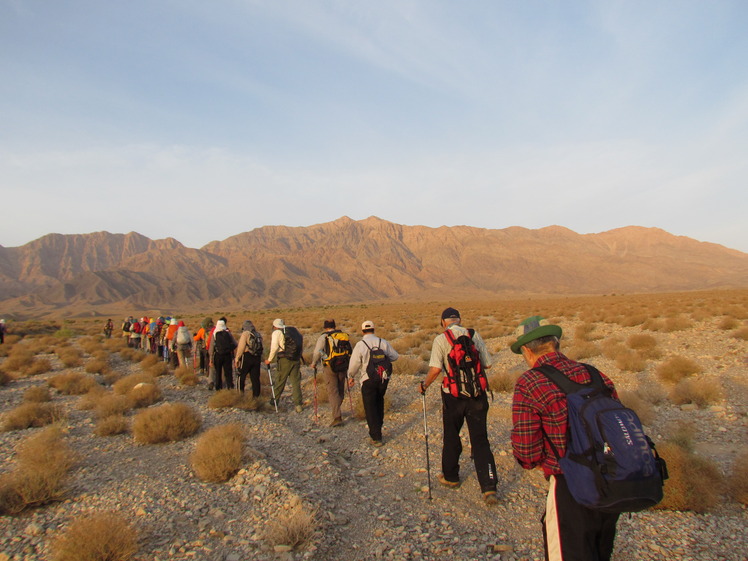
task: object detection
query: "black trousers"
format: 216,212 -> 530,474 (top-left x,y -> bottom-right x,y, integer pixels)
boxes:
361,378 -> 389,441
213,352 -> 234,390
238,353 -> 261,396
543,474 -> 619,561
441,391 -> 498,493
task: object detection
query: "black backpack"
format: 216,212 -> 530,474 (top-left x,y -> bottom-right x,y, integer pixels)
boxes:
363,338 -> 393,383
325,331 -> 352,373
213,330 -> 235,355
281,327 -> 303,360
443,328 -> 488,398
537,364 -> 668,513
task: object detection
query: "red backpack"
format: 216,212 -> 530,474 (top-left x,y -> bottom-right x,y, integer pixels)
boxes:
442,328 -> 488,398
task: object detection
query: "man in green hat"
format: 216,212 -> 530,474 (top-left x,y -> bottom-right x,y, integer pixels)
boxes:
510,316 -> 620,561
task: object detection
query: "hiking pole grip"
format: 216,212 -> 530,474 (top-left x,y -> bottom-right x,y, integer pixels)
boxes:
421,391 -> 432,500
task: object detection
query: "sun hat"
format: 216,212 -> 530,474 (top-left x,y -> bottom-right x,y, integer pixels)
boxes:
272,318 -> 285,329
441,307 -> 460,321
361,320 -> 375,331
510,316 -> 563,354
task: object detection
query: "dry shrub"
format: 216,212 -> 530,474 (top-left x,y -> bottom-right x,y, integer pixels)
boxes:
574,323 -> 600,342
77,386 -> 108,411
57,348 -> 83,368
263,502 -> 317,550
670,377 -> 723,407
78,336 -> 103,355
617,390 -> 656,425
732,326 -> 748,341
626,334 -> 660,359
190,423 -> 246,482
48,372 -> 98,395
0,426 -> 75,514
717,316 -> 739,330
4,334 -> 22,345
94,414 -> 129,437
636,379 -> 669,405
139,354 -> 160,368
51,511 -> 138,561
113,373 -> 154,395
488,369 -> 521,393
85,359 -> 109,375
25,357 -> 53,376
118,348 -> 140,362
95,394 -> 134,419
353,392 -> 391,420
661,316 -> 693,332
144,361 -> 168,377
0,370 -> 12,386
395,355 -> 428,375
655,441 -> 723,513
24,385 -> 52,403
2,402 -> 65,431
0,348 -> 34,374
728,448 -> 748,505
177,370 -> 199,386
642,318 -> 664,332
565,341 -> 600,360
618,313 -> 647,327
656,356 -> 702,384
614,350 -> 647,372
128,382 -> 162,408
103,337 -> 127,351
207,389 -> 262,410
132,402 -> 202,444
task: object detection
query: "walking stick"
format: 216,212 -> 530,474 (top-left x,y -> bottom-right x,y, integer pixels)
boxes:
313,366 -> 319,422
420,382 -> 433,500
266,363 -> 278,413
346,376 -> 355,415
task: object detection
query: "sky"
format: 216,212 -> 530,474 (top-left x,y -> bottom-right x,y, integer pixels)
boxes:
1,1 -> 747,253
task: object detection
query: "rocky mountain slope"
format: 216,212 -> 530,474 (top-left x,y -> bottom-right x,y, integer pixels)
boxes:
1,217 -> 747,317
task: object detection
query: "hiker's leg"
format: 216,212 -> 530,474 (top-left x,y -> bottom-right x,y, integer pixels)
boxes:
248,360 -> 261,398
213,355 -> 225,390
273,358 -> 291,401
361,379 -> 382,441
465,393 -> 498,492
441,392 -> 466,482
376,379 -> 389,429
223,359 -> 234,389
324,365 -> 343,419
288,360 -> 302,406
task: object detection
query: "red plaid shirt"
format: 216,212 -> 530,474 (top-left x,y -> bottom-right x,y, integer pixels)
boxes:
511,352 -> 617,477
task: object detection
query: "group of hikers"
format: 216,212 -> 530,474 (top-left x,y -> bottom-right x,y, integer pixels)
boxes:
103,307 -> 667,561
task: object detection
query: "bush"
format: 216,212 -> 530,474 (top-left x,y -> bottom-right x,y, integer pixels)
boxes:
24,385 -> 52,403
394,355 -> 428,375
732,326 -> 748,341
48,372 -> 98,395
85,359 -> 109,375
614,350 -> 647,372
128,382 -> 162,408
144,361 -> 169,377
25,357 -> 54,376
0,369 -> 13,386
190,424 -> 246,482
94,394 -> 134,419
617,390 -> 656,425
717,316 -> 739,330
94,414 -> 129,437
132,402 -> 202,444
670,377 -> 723,407
488,369 -> 521,393
77,386 -> 108,411
2,402 -> 65,431
113,373 -> 155,396
626,334 -> 660,358
51,511 -> 138,561
207,390 -> 263,411
0,427 -> 75,514
262,502 -> 317,550
565,341 -> 600,360
0,348 -> 34,374
57,348 -> 83,368
656,356 -> 702,384
728,448 -> 748,506
655,441 -> 723,513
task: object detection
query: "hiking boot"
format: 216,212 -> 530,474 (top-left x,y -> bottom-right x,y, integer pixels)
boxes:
483,491 -> 498,506
437,474 -> 460,489
369,438 -> 384,447
330,417 -> 344,427
295,405 -> 303,413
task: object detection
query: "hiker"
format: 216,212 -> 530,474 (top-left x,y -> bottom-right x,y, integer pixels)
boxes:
264,319 -> 305,412
122,316 -> 133,345
155,317 -> 166,359
103,319 -> 113,339
129,317 -> 144,350
0,319 -> 6,344
234,320 -> 264,396
347,320 -> 399,446
419,307 -> 499,505
173,321 -> 193,368
147,317 -> 159,353
164,319 -> 179,364
211,319 -> 237,390
193,318 -> 213,376
510,316 -> 620,561
310,319 -> 352,426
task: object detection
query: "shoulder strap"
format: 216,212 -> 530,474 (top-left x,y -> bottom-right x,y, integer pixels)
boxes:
535,363 -> 605,395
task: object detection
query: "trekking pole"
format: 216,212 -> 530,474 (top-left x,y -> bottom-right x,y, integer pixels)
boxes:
420,382 -> 433,500
346,376 -> 355,415
266,363 -> 278,413
313,366 -> 319,422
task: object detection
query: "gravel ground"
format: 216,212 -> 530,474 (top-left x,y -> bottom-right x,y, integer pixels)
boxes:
0,320 -> 746,561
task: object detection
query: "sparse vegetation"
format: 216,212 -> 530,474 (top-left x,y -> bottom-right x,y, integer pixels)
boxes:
48,372 -> 98,395
51,511 -> 139,561
728,448 -> 748,506
655,441 -> 723,513
23,385 -> 52,403
670,377 -> 723,407
656,356 -> 702,384
2,402 -> 65,431
262,502 -> 318,550
207,389 -> 264,411
190,423 -> 246,482
94,414 -> 129,437
132,402 -> 202,444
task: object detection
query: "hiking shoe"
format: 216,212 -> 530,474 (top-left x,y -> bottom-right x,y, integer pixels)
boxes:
483,491 -> 498,506
330,417 -> 344,427
370,438 -> 384,447
437,474 -> 460,489
295,405 -> 303,413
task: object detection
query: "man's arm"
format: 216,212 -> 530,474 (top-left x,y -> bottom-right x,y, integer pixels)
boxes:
511,381 -> 545,470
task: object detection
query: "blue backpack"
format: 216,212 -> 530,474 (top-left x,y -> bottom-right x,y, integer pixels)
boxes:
537,364 -> 667,513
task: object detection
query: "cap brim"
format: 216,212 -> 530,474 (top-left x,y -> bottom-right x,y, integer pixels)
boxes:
510,325 -> 563,354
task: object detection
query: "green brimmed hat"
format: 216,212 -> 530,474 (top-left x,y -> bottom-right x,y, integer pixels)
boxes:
510,316 -> 563,354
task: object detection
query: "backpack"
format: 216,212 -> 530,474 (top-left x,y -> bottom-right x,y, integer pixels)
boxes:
537,364 -> 668,513
213,330 -> 235,355
363,338 -> 393,383
281,327 -> 303,360
132,322 -> 142,334
442,328 -> 488,398
176,328 -> 191,345
122,321 -> 131,332
325,331 -> 352,373
247,331 -> 263,356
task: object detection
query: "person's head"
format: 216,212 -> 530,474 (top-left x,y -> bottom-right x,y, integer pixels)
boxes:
323,319 -> 336,331
170,318 -> 178,326
201,317 -> 213,329
219,316 -> 228,324
272,318 -> 285,330
361,320 -> 375,334
440,307 -> 461,328
178,320 -> 185,327
242,320 -> 255,332
511,316 -> 563,366
215,319 -> 227,332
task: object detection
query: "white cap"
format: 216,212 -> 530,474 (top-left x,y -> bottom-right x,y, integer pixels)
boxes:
273,318 -> 285,329
361,320 -> 375,331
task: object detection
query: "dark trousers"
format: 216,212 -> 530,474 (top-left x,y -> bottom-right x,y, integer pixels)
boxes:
213,352 -> 234,390
543,475 -> 619,561
238,353 -> 261,396
361,378 -> 389,441
441,392 -> 498,493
